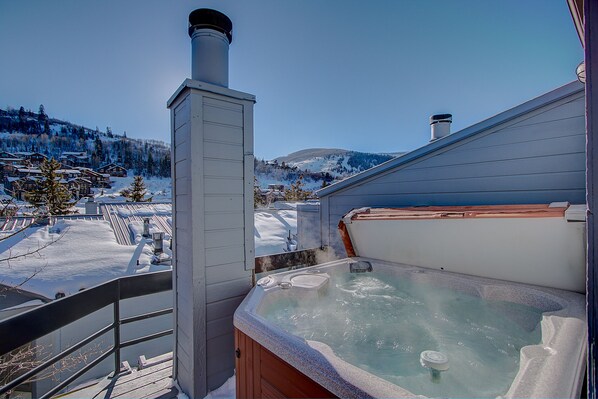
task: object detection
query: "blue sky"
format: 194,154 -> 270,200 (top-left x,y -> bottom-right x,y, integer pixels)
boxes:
0,1 -> 583,160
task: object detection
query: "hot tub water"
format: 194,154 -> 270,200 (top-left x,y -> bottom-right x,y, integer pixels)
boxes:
257,268 -> 545,398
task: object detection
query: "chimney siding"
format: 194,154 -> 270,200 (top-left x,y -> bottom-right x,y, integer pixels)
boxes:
169,81 -> 255,398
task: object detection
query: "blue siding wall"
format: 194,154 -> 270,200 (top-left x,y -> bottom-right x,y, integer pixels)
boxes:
322,90 -> 586,256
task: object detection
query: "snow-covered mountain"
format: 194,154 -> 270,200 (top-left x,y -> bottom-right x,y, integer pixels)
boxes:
275,148 -> 405,179
254,148 -> 406,191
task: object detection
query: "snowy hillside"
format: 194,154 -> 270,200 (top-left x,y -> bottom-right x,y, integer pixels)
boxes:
275,148 -> 405,178
0,106 -> 170,177
253,148 -> 405,191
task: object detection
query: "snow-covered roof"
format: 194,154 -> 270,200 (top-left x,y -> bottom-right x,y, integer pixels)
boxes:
14,152 -> 46,158
81,169 -> 102,176
98,201 -> 298,256
99,163 -> 117,169
17,168 -> 42,173
0,152 -> 19,159
0,219 -> 164,299
100,203 -> 173,245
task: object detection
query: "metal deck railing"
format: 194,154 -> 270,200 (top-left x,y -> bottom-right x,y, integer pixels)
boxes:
0,270 -> 173,399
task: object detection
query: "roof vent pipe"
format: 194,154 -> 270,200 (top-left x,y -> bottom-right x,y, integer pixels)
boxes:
430,114 -> 452,141
189,8 -> 233,87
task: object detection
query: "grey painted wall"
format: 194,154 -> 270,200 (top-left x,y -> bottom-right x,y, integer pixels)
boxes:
297,203 -> 321,250
321,90 -> 586,256
170,81 -> 255,398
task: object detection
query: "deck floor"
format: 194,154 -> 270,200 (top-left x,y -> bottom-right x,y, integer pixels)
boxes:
59,360 -> 177,399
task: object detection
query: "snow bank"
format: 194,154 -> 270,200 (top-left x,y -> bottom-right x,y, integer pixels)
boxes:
204,374 -> 235,399
254,209 -> 297,256
0,204 -> 296,298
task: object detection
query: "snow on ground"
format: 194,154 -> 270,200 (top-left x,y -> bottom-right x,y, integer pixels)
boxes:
254,209 -> 297,256
203,374 -> 235,399
0,219 -> 151,299
0,196 -> 298,298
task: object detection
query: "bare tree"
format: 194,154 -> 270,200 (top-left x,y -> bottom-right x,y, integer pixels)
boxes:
0,214 -> 94,399
0,342 -> 103,399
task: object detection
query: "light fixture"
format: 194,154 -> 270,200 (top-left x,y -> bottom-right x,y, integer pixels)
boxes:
577,61 -> 586,84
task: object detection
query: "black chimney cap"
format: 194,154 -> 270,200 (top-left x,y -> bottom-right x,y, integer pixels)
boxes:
429,114 -> 452,124
189,8 -> 233,43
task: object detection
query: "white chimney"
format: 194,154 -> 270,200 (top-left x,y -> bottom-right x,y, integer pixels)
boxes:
169,8 -> 255,399
430,113 -> 452,141
189,9 -> 232,87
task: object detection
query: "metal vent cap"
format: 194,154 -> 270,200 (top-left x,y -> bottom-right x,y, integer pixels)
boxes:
189,8 -> 233,43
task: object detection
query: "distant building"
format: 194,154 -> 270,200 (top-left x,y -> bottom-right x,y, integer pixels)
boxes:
98,163 -> 127,177
5,168 -> 90,201
59,151 -> 90,168
0,152 -> 22,163
4,176 -> 38,201
67,177 -> 92,199
13,152 -> 47,166
79,168 -> 111,188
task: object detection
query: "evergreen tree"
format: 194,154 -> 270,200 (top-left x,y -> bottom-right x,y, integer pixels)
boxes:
161,153 -> 171,177
28,158 -> 74,215
18,106 -> 25,131
121,175 -> 151,202
94,136 -> 103,160
147,152 -> 154,176
37,104 -> 46,121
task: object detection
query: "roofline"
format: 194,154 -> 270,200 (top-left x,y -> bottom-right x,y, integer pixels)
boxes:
317,81 -> 584,197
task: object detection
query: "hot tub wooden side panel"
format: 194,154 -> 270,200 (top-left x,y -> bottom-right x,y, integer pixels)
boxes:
235,328 -> 336,399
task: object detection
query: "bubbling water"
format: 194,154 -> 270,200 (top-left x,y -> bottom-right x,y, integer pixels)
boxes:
258,268 -> 543,398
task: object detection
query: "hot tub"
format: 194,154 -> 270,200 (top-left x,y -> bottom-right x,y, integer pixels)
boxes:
234,204 -> 587,398
234,258 -> 586,398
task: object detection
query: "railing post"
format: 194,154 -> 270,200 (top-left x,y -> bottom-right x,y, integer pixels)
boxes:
113,281 -> 121,376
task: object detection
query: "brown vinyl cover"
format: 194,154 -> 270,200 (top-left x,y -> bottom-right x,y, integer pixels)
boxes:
337,220 -> 357,257
346,204 -> 566,221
